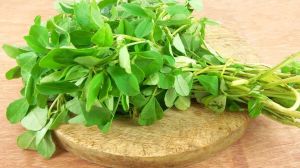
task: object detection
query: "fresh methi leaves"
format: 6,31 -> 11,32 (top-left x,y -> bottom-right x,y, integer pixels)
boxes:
175,96 -> 191,111
2,44 -> 27,59
119,45 -> 131,73
17,131 -> 37,150
91,23 -> 114,47
50,109 -> 68,129
36,81 -> 79,95
86,72 -> 104,111
4,0 -> 300,159
6,98 -> 29,124
158,73 -> 175,89
70,30 -> 94,48
202,95 -> 227,113
174,74 -> 190,96
108,65 -> 140,96
21,107 -> 48,131
173,34 -> 186,55
164,88 -> 178,108
138,97 -> 164,126
135,51 -> 164,76
66,98 -> 82,114
135,18 -> 153,38
74,0 -> 103,30
37,132 -> 56,159
248,98 -> 264,118
122,3 -> 149,18
25,76 -> 35,105
6,66 -> 21,80
198,75 -> 219,96
81,103 -> 112,133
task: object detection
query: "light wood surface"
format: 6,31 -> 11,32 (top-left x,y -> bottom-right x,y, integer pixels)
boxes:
1,0 -> 300,168
55,105 -> 248,168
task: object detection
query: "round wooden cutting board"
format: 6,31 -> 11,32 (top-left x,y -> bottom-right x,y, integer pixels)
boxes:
54,26 -> 259,168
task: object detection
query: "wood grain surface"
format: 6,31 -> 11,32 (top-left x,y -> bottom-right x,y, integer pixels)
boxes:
0,0 -> 300,168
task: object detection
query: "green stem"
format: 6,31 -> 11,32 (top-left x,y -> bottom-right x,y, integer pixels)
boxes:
250,52 -> 300,82
264,76 -> 300,88
48,94 -> 63,118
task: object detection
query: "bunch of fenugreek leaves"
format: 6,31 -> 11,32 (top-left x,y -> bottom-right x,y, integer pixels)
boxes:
3,0 -> 300,158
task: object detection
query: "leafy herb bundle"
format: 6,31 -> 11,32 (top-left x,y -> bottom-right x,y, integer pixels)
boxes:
3,0 -> 300,158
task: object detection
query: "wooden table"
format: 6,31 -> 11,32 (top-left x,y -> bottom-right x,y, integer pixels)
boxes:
1,0 -> 300,167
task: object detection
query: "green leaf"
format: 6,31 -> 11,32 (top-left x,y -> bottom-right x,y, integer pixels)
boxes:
138,97 -> 164,126
167,4 -> 190,16
100,121 -> 112,133
108,66 -> 140,96
37,132 -> 56,159
21,107 -> 48,131
228,101 -> 244,112
175,96 -> 191,110
163,55 -> 175,66
65,65 -> 89,80
24,20 -> 49,54
50,109 -> 68,129
90,0 -> 104,28
98,74 -> 111,101
17,131 -> 36,150
86,72 -> 104,111
6,98 -> 29,124
82,103 -> 111,131
122,3 -> 149,17
25,75 -> 35,105
143,73 -> 159,85
98,0 -> 117,8
104,96 -> 114,111
116,19 -> 134,36
37,93 -> 48,108
131,64 -> 145,83
202,95 -> 227,113
53,48 -> 97,66
40,48 -> 84,69
198,75 -> 219,96
29,24 -> 49,47
74,0 -> 100,30
91,23 -> 114,47
36,81 -> 79,95
188,0 -> 204,12
131,94 -> 149,109
135,19 -> 153,38
74,56 -> 102,67
68,114 -> 86,124
35,119 -> 53,146
59,2 -> 74,14
31,64 -> 44,79
174,74 -> 190,96
24,36 -> 48,54
16,52 -> 37,72
119,45 -> 131,73
2,44 -> 27,59
5,66 -> 21,80
40,71 -> 64,83
121,95 -> 130,112
164,88 -> 178,108
135,51 -> 164,76
173,34 -> 186,55
248,99 -> 264,118
70,30 -> 93,48
158,73 -> 175,89
66,98 -> 82,114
